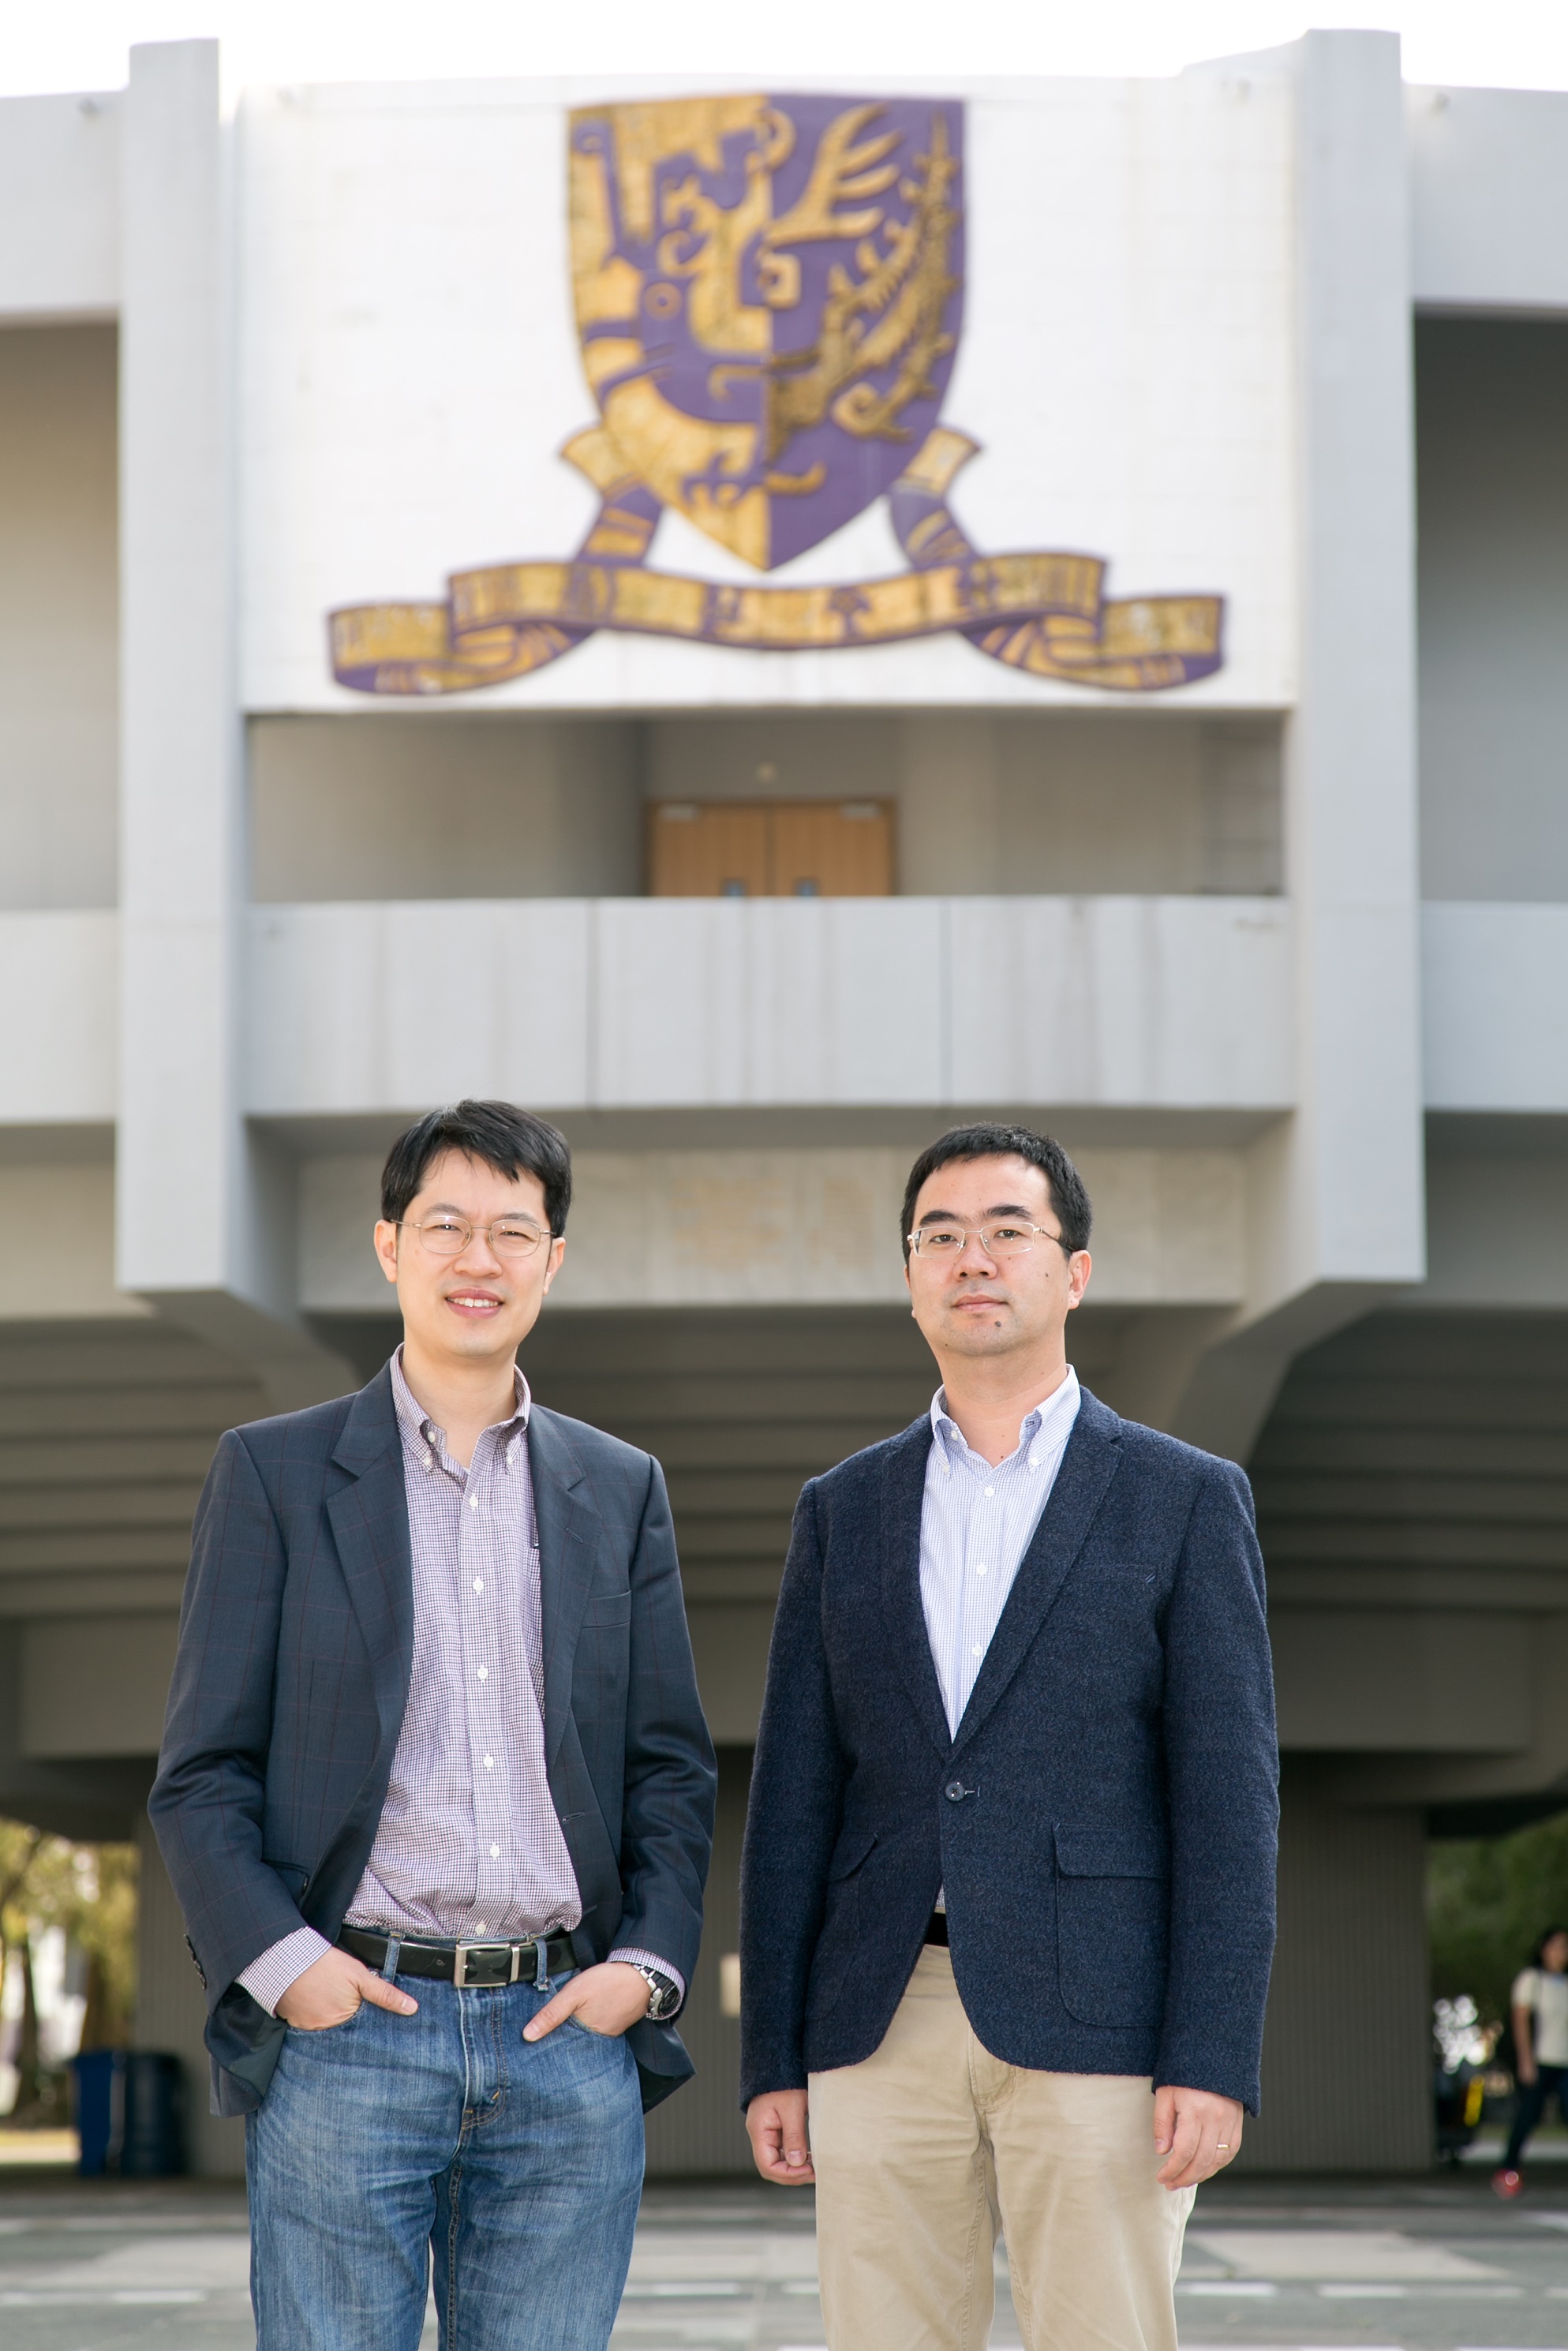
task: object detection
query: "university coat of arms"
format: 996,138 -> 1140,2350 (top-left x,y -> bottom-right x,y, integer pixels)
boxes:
331,95 -> 1222,694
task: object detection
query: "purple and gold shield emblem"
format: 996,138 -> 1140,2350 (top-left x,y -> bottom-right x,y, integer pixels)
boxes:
568,95 -> 963,571
330,92 -> 1224,695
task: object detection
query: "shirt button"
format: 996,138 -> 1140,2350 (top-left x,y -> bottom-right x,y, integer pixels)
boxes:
971,1642 -> 983,1657
984,1486 -> 994,1497
484,1754 -> 495,1769
468,1495 -> 480,1510
476,1922 -> 487,1934
477,1666 -> 489,1682
490,1844 -> 500,1859
473,1578 -> 484,1593
975,1563 -> 988,1576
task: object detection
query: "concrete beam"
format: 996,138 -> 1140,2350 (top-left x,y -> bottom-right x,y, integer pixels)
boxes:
1424,904 -> 1568,1112
0,95 -> 120,322
1272,1606 -> 1531,1753
1409,86 -> 1568,314
21,1613 -> 178,1759
300,1144 -> 1250,1316
246,896 -> 1293,1119
0,914 -> 116,1123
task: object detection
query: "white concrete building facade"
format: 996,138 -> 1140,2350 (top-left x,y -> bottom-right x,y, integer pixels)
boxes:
1,32 -> 1565,2173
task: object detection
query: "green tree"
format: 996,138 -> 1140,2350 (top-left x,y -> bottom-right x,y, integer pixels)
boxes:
0,1819 -> 138,2125
1430,1814 -> 1568,2035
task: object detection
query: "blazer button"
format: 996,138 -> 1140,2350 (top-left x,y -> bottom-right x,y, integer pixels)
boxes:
945,1780 -> 966,1802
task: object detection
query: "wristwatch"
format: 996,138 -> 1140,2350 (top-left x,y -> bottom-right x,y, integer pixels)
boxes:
629,1964 -> 681,2020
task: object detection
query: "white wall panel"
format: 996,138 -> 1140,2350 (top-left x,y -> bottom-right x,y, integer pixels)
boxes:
949,897 -> 1293,1106
1423,902 -> 1568,1111
0,912 -> 116,1122
247,900 -> 592,1114
593,900 -> 944,1106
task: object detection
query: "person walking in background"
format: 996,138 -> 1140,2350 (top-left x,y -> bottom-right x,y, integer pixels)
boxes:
739,1122 -> 1278,2351
150,1100 -> 716,2351
1495,1927 -> 1568,2199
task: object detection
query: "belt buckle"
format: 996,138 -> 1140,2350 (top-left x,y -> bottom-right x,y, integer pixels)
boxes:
453,1940 -> 508,1989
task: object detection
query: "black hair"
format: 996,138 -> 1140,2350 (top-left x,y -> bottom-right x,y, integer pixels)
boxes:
1532,1928 -> 1568,1967
380,1100 -> 572,1234
900,1123 -> 1091,1260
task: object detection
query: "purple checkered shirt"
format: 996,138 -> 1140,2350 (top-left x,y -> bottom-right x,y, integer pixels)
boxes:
238,1351 -> 679,2015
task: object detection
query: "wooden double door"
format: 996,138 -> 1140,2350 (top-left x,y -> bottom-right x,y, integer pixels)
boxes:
648,798 -> 894,897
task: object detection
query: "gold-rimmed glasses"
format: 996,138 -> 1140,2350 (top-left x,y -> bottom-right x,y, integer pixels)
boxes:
400,1215 -> 552,1260
907,1220 -> 1071,1260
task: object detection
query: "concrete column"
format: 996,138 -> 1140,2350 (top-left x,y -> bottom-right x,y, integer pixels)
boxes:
643,1747 -> 752,2177
116,39 -> 349,1407
134,1813 -> 245,2178
1173,30 -> 1426,1457
1240,1766 -> 1431,2171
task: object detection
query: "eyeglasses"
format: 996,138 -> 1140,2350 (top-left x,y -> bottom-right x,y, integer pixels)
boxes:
400,1215 -> 552,1261
907,1221 -> 1071,1260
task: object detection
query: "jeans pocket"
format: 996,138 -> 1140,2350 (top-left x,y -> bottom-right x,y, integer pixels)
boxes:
286,1997 -> 369,2038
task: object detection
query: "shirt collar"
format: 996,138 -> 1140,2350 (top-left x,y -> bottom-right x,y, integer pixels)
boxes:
391,1345 -> 531,1472
930,1365 -> 1080,1469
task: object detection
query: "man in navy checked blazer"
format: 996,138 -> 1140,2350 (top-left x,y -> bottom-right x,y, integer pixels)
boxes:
151,1101 -> 715,2351
740,1124 -> 1277,2351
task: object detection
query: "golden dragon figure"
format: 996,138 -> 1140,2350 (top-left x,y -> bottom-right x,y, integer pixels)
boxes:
764,108 -> 960,466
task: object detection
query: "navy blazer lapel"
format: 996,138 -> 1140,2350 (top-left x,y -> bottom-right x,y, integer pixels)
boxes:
326,1365 -> 415,1740
529,1406 -> 602,1769
949,1389 -> 1123,1759
880,1417 -> 952,1759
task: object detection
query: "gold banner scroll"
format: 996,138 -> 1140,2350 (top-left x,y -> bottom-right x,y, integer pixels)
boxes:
329,426 -> 1224,695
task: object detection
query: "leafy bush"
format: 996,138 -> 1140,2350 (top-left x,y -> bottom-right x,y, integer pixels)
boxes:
1430,1814 -> 1568,2033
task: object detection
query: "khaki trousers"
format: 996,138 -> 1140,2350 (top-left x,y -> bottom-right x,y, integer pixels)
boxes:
808,1948 -> 1193,2351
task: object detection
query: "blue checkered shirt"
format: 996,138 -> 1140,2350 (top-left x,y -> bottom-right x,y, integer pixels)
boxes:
238,1351 -> 679,2013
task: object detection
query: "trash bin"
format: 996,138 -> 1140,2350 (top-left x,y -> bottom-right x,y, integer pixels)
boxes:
70,2050 -> 186,2177
72,2047 -> 121,2177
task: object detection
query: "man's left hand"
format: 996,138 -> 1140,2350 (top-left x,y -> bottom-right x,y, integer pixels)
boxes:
1153,2086 -> 1244,2188
522,1961 -> 652,2041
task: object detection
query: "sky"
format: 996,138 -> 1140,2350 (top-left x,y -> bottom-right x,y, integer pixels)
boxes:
5,0 -> 1568,101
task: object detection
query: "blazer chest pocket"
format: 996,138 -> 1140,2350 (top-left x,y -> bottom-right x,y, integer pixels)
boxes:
581,1590 -> 632,1630
1053,1825 -> 1168,2031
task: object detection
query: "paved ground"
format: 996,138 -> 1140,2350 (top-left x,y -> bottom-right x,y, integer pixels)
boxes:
6,2160 -> 1568,2349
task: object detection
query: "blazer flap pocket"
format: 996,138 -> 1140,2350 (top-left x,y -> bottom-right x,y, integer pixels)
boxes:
265,1860 -> 311,1899
1054,1824 -> 1166,1880
827,1828 -> 878,1881
582,1590 -> 632,1627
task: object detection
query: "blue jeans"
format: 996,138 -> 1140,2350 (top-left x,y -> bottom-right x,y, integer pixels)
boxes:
245,1971 -> 644,2350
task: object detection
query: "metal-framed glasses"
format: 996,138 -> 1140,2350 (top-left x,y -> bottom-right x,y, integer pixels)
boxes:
401,1215 -> 552,1260
907,1219 -> 1071,1260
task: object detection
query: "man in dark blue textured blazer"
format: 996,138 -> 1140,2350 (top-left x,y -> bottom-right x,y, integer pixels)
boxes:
740,1123 -> 1277,2351
151,1101 -> 715,2351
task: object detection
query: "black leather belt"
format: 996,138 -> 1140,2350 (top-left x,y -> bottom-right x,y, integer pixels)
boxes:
924,1911 -> 949,1946
338,1926 -> 577,1989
